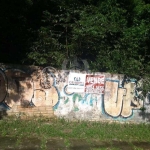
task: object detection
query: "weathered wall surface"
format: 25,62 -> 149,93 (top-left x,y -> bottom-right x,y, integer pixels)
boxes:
0,63 -> 150,122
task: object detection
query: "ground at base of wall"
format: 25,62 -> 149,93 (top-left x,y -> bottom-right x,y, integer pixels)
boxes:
1,117 -> 150,149
1,114 -> 56,121
0,136 -> 150,150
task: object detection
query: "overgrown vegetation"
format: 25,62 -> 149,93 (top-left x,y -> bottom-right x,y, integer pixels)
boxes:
0,117 -> 150,149
1,0 -> 150,93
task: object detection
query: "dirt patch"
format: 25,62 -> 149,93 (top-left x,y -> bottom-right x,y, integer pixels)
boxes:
0,136 -> 150,150
0,136 -> 40,150
132,141 -> 150,149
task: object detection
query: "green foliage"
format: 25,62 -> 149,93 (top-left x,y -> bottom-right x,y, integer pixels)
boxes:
0,0 -> 150,93
1,118 -> 150,141
27,1 -> 83,67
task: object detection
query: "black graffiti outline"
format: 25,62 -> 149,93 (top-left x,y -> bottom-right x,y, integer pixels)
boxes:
0,68 -> 8,104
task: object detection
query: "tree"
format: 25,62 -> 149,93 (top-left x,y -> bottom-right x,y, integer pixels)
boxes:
72,0 -> 150,79
71,0 -> 150,93
1,0 -> 150,94
27,0 -> 85,67
0,0 -> 33,63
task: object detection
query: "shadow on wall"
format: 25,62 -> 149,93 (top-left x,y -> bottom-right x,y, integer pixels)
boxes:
0,67 -> 34,108
0,103 -> 8,119
139,111 -> 150,122
139,93 -> 150,122
0,110 -> 7,119
0,65 -> 59,109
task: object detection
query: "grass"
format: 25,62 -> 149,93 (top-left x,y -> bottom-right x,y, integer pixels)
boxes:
0,116 -> 150,149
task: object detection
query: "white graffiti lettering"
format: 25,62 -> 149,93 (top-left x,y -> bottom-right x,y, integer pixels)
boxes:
87,77 -> 104,84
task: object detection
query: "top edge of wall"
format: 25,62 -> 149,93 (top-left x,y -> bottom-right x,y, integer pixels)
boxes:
0,63 -> 125,77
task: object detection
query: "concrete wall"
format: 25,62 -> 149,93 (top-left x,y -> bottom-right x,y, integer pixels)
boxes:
0,63 -> 150,122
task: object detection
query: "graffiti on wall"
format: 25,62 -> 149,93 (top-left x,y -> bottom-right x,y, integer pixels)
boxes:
53,73 -> 146,120
103,80 -> 144,118
0,66 -> 60,109
54,93 -> 103,120
0,65 -> 149,121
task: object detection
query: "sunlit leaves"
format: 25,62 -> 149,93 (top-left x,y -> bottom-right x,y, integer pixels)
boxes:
26,0 -> 150,86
